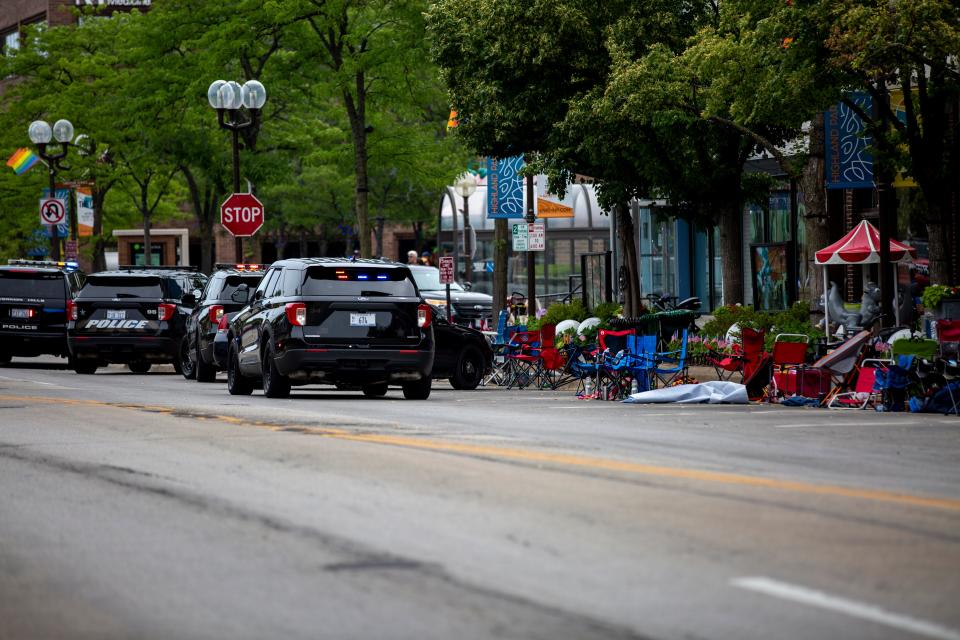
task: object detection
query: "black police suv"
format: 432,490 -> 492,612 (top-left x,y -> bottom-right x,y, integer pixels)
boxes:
68,266 -> 208,374
430,312 -> 493,390
408,264 -> 493,329
225,258 -> 435,399
0,260 -> 84,363
180,263 -> 267,382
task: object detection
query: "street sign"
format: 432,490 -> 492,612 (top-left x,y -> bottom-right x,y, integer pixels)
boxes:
39,197 -> 66,226
65,240 -> 78,261
438,256 -> 455,284
512,223 -> 528,251
528,222 -> 545,251
220,193 -> 265,237
536,197 -> 574,218
512,222 -> 544,251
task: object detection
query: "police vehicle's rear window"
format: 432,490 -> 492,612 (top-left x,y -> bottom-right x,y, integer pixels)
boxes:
79,275 -> 163,298
0,271 -> 65,299
218,275 -> 263,300
301,267 -> 417,297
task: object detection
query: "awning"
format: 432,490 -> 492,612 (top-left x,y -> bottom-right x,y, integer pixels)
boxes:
815,220 -> 916,265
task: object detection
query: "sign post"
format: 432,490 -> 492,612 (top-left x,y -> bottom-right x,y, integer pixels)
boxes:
439,255 -> 454,322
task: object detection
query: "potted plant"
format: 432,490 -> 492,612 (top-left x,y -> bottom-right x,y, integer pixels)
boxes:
921,284 -> 960,319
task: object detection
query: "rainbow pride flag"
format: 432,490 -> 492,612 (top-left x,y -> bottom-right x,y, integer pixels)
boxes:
6,148 -> 39,175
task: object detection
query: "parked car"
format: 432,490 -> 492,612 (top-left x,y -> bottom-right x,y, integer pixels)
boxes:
225,258 -> 435,399
180,263 -> 268,382
67,266 -> 208,374
0,259 -> 84,363
430,311 -> 493,389
407,264 -> 493,330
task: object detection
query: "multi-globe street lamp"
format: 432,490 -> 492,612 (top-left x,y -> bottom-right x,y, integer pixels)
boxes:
453,172 -> 478,282
207,79 -> 267,261
28,118 -> 76,261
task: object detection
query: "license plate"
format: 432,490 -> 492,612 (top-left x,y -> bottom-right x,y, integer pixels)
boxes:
106,310 -> 126,320
10,308 -> 31,318
349,312 -> 376,327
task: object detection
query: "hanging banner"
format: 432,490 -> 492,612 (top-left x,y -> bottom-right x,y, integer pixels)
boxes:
40,188 -> 70,238
76,186 -> 95,236
486,155 -> 525,219
824,92 -> 873,189
536,196 -> 574,218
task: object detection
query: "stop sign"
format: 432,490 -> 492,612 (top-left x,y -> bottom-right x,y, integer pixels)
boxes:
220,193 -> 265,237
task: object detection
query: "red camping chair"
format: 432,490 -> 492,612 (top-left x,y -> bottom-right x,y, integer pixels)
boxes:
805,330 -> 872,406
770,334 -> 810,397
505,330 -> 541,389
537,324 -> 569,389
596,328 -> 636,399
828,359 -> 890,409
708,327 -> 766,382
937,319 -> 960,360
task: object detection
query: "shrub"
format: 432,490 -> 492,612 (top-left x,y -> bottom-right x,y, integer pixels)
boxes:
592,302 -> 622,322
541,299 -> 589,325
921,284 -> 960,309
702,302 -> 823,353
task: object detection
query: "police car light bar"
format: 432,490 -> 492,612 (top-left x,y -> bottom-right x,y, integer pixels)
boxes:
7,259 -> 79,271
214,263 -> 269,272
118,265 -> 199,271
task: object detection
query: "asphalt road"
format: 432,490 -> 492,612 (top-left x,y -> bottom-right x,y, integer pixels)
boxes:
1,357 -> 958,640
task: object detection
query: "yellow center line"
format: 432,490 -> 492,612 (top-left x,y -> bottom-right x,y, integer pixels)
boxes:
5,393 -> 960,512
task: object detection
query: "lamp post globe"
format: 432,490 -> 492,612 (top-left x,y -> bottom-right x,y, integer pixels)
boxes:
453,172 -> 478,198
52,119 -> 74,144
28,120 -> 52,145
207,80 -> 227,109
241,80 -> 266,110
219,81 -> 243,110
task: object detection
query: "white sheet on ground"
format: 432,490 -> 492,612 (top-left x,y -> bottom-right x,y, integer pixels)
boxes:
623,381 -> 749,404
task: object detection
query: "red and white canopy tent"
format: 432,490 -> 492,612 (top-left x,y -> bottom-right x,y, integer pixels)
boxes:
815,220 -> 917,329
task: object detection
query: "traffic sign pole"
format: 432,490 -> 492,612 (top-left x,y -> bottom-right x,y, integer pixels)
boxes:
439,255 -> 455,322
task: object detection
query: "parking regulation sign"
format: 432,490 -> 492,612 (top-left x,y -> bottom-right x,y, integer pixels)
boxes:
438,256 -> 455,284
39,197 -> 66,226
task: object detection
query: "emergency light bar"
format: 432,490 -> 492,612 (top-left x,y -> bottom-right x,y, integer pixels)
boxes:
214,263 -> 269,272
7,259 -> 80,271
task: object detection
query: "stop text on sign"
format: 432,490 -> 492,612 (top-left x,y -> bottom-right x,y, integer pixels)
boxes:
220,193 -> 265,237
222,206 -> 262,224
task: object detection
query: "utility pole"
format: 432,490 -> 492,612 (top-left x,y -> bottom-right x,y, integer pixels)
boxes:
525,168 -> 536,317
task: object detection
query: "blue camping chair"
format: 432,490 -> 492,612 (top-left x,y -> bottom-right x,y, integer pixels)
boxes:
626,334 -> 658,393
654,329 -> 690,387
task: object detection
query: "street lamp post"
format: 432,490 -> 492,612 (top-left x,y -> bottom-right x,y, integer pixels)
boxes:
453,173 -> 478,282
29,119 -> 75,261
207,79 -> 267,262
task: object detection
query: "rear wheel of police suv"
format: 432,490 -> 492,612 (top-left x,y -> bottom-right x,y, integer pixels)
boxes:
73,361 -> 98,375
227,345 -> 253,396
261,345 -> 291,398
362,383 -> 388,398
179,337 -> 196,380
195,339 -> 217,383
402,376 -> 431,400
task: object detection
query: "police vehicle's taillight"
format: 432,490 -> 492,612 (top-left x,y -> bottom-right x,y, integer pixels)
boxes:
285,303 -> 306,326
217,315 -> 230,332
67,299 -> 77,321
417,303 -> 432,328
158,303 -> 176,321
209,305 -> 224,323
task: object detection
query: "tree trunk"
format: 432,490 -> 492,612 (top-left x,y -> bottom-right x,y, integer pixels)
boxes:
141,188 -> 152,266
91,185 -> 108,272
345,71 -> 371,257
492,218 -> 509,317
719,204 -> 744,305
926,206 -> 950,285
617,202 -> 642,317
801,113 -> 829,310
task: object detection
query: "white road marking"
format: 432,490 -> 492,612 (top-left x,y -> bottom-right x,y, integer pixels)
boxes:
774,421 -> 922,429
731,576 -> 960,640
0,374 -> 79,390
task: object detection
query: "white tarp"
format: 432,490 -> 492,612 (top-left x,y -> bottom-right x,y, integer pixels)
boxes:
623,381 -> 749,405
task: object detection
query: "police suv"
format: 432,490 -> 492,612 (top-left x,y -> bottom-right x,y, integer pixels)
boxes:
67,266 -> 207,374
180,263 -> 267,382
0,259 -> 84,363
